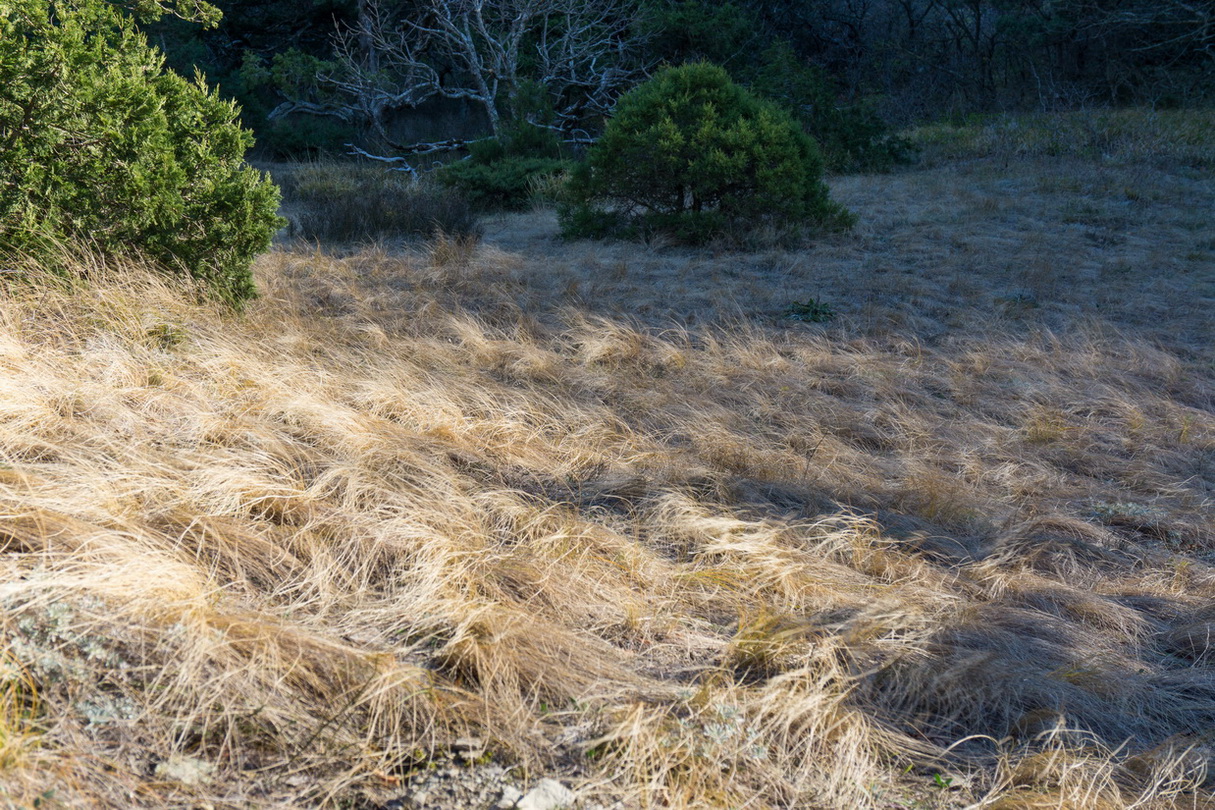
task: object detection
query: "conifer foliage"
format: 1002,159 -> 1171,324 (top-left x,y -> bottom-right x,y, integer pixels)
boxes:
561,63 -> 854,244
0,0 -> 282,303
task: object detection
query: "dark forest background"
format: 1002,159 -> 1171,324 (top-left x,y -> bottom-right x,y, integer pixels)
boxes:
141,0 -> 1214,162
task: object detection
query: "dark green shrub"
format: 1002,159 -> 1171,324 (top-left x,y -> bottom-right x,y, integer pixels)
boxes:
438,157 -> 569,211
749,43 -> 915,173
237,50 -> 360,158
639,4 -> 912,173
560,63 -> 854,244
438,86 -> 569,212
0,0 -> 282,304
639,0 -> 760,70
437,117 -> 569,211
277,164 -> 479,242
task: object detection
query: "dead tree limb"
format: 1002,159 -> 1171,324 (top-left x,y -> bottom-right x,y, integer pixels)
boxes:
286,0 -> 646,146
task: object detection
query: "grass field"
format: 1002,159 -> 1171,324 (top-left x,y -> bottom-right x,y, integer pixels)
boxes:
1,111 -> 1213,808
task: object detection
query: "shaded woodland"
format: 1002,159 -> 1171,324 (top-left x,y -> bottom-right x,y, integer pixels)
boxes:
142,0 -> 1214,159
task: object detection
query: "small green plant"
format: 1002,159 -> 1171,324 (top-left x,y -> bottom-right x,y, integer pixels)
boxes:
784,298 -> 835,322
144,323 -> 189,349
561,63 -> 854,245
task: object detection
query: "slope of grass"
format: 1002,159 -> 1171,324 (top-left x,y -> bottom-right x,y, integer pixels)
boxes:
909,107 -> 1215,168
1,124 -> 1214,808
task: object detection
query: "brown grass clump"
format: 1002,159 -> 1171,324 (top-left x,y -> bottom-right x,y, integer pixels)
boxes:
1,114 -> 1214,807
274,162 -> 479,243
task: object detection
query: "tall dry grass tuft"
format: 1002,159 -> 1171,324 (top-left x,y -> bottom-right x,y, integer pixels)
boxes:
274,162 -> 479,243
0,647 -> 43,804
1,130 -> 1214,807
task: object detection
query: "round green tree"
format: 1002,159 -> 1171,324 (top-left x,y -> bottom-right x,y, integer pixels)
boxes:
0,0 -> 282,303
561,62 -> 853,243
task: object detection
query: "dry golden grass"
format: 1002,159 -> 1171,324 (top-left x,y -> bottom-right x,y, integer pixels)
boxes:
1,118 -> 1214,807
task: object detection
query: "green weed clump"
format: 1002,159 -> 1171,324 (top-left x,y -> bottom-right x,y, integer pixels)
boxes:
784,298 -> 836,323
560,63 -> 854,245
277,163 -> 479,242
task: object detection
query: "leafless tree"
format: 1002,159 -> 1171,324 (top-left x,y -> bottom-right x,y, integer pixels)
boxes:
270,0 -> 647,151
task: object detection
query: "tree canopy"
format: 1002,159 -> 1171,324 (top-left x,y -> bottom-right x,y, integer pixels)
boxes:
143,0 -> 1214,158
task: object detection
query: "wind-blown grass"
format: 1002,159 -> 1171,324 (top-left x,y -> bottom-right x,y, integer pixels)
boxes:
0,129 -> 1213,808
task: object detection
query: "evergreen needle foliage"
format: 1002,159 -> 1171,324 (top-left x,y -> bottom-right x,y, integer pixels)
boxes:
438,94 -> 572,212
0,0 -> 282,304
561,63 -> 854,244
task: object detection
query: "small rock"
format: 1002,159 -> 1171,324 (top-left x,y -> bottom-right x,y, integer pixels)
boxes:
153,755 -> 215,787
517,779 -> 576,810
496,785 -> 524,809
452,736 -> 484,753
409,790 -> 430,805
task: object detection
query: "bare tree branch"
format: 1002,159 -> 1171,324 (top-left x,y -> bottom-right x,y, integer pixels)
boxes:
281,0 -> 646,149
266,101 -> 356,122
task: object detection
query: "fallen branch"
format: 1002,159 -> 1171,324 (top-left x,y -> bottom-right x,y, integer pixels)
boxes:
345,144 -> 417,176
267,101 -> 356,122
396,137 -> 492,156
346,137 -> 495,176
